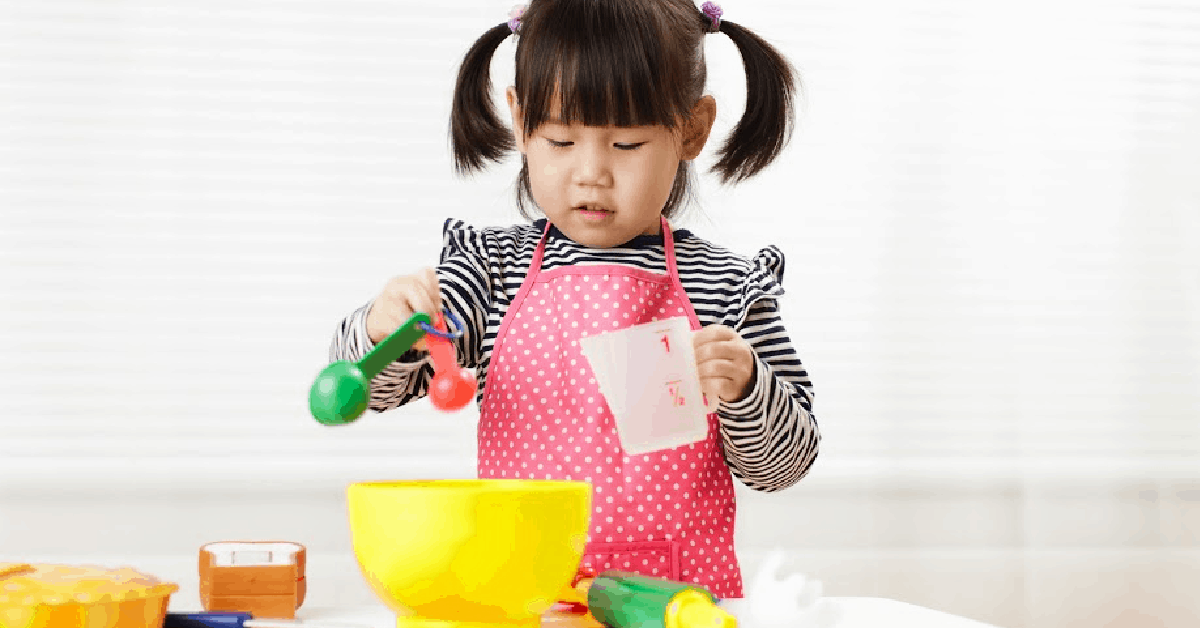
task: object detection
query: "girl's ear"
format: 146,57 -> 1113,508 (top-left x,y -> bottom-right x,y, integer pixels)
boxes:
680,95 -> 717,161
506,86 -> 527,154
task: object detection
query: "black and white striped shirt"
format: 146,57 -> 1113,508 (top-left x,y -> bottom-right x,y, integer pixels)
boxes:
330,218 -> 819,492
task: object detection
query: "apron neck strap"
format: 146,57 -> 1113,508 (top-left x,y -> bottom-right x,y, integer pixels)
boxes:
527,216 -> 681,280
660,216 -> 681,280
526,219 -> 554,278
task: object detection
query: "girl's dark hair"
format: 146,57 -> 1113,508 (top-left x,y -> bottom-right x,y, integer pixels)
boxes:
449,0 -> 798,220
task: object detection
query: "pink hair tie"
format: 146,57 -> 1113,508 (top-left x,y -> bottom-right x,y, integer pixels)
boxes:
508,4 -> 526,33
701,1 -> 723,32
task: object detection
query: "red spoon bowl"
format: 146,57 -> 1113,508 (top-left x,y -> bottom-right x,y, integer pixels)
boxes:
430,367 -> 477,410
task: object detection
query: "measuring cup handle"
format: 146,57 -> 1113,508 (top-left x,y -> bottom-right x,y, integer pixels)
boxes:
357,312 -> 432,380
426,313 -> 458,373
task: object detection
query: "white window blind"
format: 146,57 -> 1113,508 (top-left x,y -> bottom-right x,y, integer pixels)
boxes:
2,0 -> 1198,491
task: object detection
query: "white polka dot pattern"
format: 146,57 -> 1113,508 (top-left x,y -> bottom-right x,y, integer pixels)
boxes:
476,219 -> 744,598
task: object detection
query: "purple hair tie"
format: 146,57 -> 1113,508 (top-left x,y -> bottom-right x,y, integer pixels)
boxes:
508,4 -> 526,33
701,1 -> 723,32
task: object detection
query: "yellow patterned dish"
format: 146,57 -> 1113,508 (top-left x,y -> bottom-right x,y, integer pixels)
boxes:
0,562 -> 178,628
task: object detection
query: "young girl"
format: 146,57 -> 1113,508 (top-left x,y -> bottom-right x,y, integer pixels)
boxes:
329,0 -> 818,599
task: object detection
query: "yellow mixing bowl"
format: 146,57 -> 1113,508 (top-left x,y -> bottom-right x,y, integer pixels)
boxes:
347,479 -> 591,628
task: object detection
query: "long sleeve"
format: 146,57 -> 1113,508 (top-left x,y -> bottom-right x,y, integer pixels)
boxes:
710,245 -> 819,492
716,297 -> 820,492
328,299 -> 435,413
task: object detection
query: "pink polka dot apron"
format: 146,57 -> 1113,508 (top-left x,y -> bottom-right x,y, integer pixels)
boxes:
477,216 -> 744,598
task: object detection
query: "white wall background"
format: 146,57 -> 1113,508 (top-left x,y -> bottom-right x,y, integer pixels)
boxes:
2,1 -> 1198,627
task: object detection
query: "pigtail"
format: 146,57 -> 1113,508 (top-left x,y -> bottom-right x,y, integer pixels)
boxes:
710,19 -> 798,184
450,23 -> 517,175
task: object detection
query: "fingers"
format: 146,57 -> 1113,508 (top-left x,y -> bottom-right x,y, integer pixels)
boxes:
369,277 -> 413,344
699,376 -> 734,405
410,268 -> 442,351
372,269 -> 442,351
692,325 -> 738,356
694,338 -> 744,365
697,355 -> 749,403
698,357 -> 738,395
409,267 -> 442,318
694,324 -> 738,341
423,267 -> 443,313
694,326 -> 743,404
696,356 -> 739,379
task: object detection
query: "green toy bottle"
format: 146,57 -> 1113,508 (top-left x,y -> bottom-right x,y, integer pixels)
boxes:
586,572 -> 737,628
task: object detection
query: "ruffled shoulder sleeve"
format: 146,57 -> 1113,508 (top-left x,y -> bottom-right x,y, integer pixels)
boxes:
738,245 -> 787,318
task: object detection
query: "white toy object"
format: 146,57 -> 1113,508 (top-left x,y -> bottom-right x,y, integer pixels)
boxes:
739,549 -> 841,628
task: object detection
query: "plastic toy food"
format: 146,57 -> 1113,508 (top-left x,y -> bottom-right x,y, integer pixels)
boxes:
0,562 -> 179,628
309,311 -> 476,425
426,313 -> 477,411
586,572 -> 736,628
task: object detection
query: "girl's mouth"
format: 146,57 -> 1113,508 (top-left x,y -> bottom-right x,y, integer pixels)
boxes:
575,205 -> 612,221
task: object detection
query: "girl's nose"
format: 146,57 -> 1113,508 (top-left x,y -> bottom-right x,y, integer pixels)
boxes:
571,144 -> 612,187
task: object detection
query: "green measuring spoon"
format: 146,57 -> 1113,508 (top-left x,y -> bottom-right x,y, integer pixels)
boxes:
309,312 -> 432,425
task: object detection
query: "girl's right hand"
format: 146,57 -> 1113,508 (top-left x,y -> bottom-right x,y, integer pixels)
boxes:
365,267 -> 442,350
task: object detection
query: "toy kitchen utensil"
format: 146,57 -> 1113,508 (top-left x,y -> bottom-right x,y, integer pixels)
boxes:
166,611 -> 368,628
309,312 -> 430,425
0,562 -> 179,628
578,316 -> 709,455
199,542 -> 306,620
309,311 -> 476,425
425,312 -> 477,411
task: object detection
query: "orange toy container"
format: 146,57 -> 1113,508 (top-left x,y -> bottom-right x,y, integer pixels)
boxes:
198,542 -> 306,620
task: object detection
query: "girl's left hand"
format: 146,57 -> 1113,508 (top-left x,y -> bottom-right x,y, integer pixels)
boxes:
693,324 -> 757,404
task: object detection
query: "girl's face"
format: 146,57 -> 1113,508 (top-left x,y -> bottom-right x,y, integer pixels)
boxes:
507,87 -> 716,249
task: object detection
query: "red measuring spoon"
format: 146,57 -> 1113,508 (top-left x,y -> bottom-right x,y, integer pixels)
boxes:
426,313 -> 477,411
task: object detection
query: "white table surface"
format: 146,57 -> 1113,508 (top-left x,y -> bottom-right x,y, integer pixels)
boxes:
291,597 -> 1004,628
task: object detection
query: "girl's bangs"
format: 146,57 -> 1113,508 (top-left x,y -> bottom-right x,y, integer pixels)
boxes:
517,4 -> 691,134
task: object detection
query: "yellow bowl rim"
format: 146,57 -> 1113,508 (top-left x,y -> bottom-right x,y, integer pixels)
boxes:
347,479 -> 592,492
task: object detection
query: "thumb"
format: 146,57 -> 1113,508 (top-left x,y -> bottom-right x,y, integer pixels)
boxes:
422,267 -> 442,310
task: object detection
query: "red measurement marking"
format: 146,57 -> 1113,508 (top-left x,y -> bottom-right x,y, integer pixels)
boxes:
667,381 -> 684,407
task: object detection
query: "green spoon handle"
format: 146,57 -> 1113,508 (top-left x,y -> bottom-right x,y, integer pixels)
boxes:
356,312 -> 432,380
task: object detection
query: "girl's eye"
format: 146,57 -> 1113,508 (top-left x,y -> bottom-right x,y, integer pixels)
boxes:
545,139 -> 645,150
